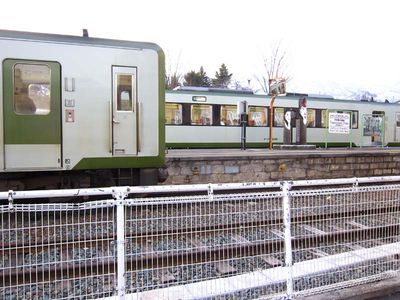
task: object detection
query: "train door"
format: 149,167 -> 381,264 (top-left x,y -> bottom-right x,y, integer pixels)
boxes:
2,59 -> 62,169
112,66 -> 137,156
362,112 -> 384,146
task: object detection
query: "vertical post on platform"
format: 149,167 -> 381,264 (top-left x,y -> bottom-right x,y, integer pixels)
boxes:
238,100 -> 248,150
269,95 -> 276,150
298,97 -> 307,145
349,111 -> 353,148
283,110 -> 294,145
281,181 -> 293,299
113,187 -> 129,300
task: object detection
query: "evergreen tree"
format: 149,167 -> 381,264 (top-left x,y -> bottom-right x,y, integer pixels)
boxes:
183,66 -> 211,87
212,63 -> 232,88
183,70 -> 200,86
198,67 -> 211,87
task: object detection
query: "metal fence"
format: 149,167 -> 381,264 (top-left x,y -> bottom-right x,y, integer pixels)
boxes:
1,176 -> 400,299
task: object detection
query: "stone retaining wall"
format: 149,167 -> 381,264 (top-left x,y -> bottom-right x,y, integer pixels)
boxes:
164,152 -> 400,185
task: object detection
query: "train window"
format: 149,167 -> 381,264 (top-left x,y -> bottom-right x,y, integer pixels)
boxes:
248,106 -> 268,126
191,104 -> 212,125
116,74 -> 133,111
13,64 -> 51,115
338,110 -> 358,129
117,74 -> 133,111
220,105 -> 239,125
165,103 -> 182,125
274,107 -> 284,127
307,109 -> 316,127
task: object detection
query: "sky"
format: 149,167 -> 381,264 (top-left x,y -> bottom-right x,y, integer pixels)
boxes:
1,0 -> 400,100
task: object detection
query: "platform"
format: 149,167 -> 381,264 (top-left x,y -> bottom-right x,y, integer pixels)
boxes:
166,147 -> 400,160
273,144 -> 316,150
163,147 -> 400,185
119,242 -> 400,300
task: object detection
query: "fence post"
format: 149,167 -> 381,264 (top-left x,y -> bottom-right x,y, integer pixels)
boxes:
207,183 -> 214,201
113,187 -> 129,300
281,181 -> 293,299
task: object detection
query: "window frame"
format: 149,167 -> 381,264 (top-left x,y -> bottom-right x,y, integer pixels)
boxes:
307,108 -> 316,128
190,104 -> 213,125
13,63 -> 52,116
274,107 -> 285,127
116,73 -> 134,112
220,105 -> 239,126
165,103 -> 183,125
248,105 -> 269,127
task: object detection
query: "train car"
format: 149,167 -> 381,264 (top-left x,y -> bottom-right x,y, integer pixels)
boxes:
0,30 -> 165,190
165,87 -> 400,148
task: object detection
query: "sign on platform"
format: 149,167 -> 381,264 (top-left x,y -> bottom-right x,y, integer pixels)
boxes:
328,112 -> 350,134
269,78 -> 286,96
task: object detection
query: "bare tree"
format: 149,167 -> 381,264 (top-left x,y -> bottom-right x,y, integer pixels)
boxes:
165,51 -> 182,90
255,42 -> 291,93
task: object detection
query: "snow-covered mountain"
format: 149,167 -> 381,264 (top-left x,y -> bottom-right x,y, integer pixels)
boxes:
285,80 -> 400,102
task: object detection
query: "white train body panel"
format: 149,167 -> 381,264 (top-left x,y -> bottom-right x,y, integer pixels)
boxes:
0,30 -> 164,174
166,89 -> 400,148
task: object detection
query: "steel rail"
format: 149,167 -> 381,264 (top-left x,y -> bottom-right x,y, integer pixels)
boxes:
2,215 -> 399,287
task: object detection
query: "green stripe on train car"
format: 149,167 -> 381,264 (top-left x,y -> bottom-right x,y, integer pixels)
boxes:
313,142 -> 357,148
166,142 -> 269,149
73,156 -> 164,170
166,142 -> 358,149
158,47 -> 166,163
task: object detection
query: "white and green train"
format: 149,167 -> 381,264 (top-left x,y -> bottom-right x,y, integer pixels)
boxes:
166,87 -> 400,148
0,30 -> 165,190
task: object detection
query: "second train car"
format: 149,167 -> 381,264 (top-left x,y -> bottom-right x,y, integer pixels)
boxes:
165,87 -> 400,148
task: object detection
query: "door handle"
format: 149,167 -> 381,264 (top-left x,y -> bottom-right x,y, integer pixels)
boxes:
113,118 -> 120,124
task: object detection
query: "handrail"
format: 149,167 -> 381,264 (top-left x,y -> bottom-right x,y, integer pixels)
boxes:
1,175 -> 400,201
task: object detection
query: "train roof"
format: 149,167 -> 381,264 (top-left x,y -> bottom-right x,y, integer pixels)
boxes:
0,29 -> 162,53
167,88 -> 400,106
174,86 -> 254,95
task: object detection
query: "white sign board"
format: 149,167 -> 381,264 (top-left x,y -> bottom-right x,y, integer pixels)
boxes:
269,78 -> 286,96
284,111 -> 291,130
329,112 -> 350,134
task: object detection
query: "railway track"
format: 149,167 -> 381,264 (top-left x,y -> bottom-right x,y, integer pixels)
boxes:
1,191 -> 400,299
